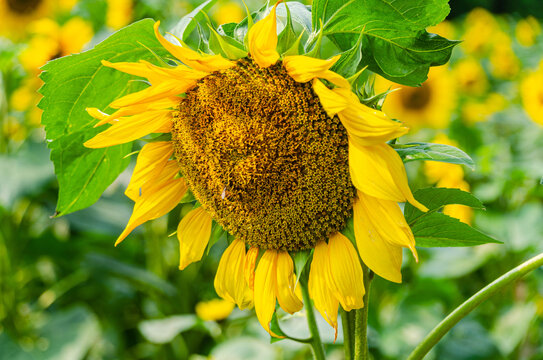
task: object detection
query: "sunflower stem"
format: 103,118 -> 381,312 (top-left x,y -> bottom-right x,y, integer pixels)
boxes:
341,309 -> 354,360
300,279 -> 326,360
353,263 -> 372,360
407,252 -> 543,360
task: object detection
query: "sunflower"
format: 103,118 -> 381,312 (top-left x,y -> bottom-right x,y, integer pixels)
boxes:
521,62 -> 543,126
84,3 -> 427,336
0,0 -> 54,40
374,66 -> 456,130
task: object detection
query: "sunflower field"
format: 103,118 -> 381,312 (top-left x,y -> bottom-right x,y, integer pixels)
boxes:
0,0 -> 542,359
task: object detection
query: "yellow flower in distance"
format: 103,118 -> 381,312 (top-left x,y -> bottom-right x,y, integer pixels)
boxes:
213,1 -> 245,25
107,0 -> 133,30
453,58 -> 488,97
462,8 -> 498,56
515,16 -> 541,47
84,2 -> 426,337
489,32 -> 519,80
375,66 -> 456,130
0,0 -> 54,40
521,63 -> 543,126
195,298 -> 235,321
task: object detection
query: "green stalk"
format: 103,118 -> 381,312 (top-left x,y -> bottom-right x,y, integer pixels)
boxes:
341,309 -> 354,360
353,264 -> 371,359
300,279 -> 326,360
408,252 -> 543,360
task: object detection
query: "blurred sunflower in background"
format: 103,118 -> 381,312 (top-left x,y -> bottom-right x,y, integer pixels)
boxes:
375,66 -> 456,130
0,0 -> 54,39
82,3 -> 427,336
521,61 -> 543,126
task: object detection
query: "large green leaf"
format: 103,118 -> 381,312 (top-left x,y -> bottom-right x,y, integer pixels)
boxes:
312,0 -> 459,85
405,188 -> 500,247
39,19 -> 170,216
392,142 -> 475,169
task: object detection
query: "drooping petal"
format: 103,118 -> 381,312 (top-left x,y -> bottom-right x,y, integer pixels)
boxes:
312,79 -> 349,117
84,110 -> 172,148
214,239 -> 253,310
326,233 -> 365,311
154,21 -> 234,72
353,193 -> 404,283
116,163 -> 187,245
125,141 -> 173,201
244,246 -> 259,291
275,251 -> 303,314
357,191 -> 418,260
283,55 -> 340,83
308,241 -> 339,335
335,88 -> 409,146
177,207 -> 213,270
102,60 -> 167,83
254,250 -> 282,337
247,3 -> 279,68
349,142 -> 428,211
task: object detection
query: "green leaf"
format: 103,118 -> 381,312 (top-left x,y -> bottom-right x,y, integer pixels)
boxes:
312,0 -> 459,85
392,142 -> 475,169
412,212 -> 501,247
208,26 -> 248,59
207,221 -> 227,255
38,19 -> 170,216
270,312 -> 287,343
404,187 -> 484,225
405,188 -> 500,247
330,32 -> 363,77
292,250 -> 311,277
169,0 -> 218,41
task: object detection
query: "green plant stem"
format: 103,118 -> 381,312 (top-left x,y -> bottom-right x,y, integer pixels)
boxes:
300,280 -> 326,360
408,252 -> 543,360
341,309 -> 354,360
353,264 -> 371,359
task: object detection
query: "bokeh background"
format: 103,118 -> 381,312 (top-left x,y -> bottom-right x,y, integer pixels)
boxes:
1,0 -> 542,359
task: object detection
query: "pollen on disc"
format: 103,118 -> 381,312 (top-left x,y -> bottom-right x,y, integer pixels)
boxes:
171,57 -> 354,251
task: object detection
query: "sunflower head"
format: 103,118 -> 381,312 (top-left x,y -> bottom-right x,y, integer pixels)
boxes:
83,2 -> 427,337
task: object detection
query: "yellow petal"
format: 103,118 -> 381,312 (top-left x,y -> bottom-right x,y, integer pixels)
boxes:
327,233 -> 365,311
94,98 -> 178,127
102,60 -> 167,84
247,3 -> 279,68
308,241 -> 339,335
349,142 -> 428,212
177,207 -> 213,270
84,110 -> 172,148
353,193 -> 403,283
275,251 -> 303,314
116,163 -> 187,245
214,239 -> 253,310
357,191 -> 418,260
125,141 -> 173,201
110,80 -> 192,109
154,21 -> 234,72
335,88 -> 409,146
254,250 -> 282,337
244,246 -> 259,291
312,79 -> 349,117
86,107 -> 109,121
283,55 -> 340,83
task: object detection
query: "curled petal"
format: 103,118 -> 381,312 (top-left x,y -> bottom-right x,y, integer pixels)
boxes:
247,3 -> 280,68
327,233 -> 365,311
254,250 -> 282,337
312,79 -> 349,117
349,142 -> 428,211
275,251 -> 303,314
308,241 -> 339,337
244,246 -> 259,291
154,21 -> 234,72
177,207 -> 213,270
214,239 -> 253,310
125,141 -> 173,201
353,193 -> 404,283
283,55 -> 340,83
116,163 -> 187,245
